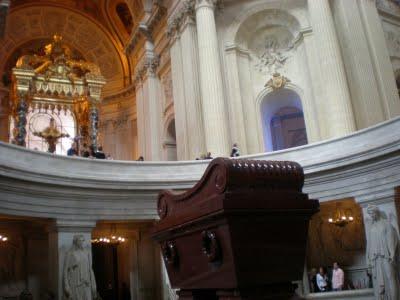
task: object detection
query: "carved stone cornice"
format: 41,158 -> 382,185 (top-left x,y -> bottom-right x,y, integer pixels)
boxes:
125,1 -> 167,54
167,0 -> 196,42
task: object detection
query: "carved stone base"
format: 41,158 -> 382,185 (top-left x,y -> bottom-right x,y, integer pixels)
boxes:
177,284 -> 303,300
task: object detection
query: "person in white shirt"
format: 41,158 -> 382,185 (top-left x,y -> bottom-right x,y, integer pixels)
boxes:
316,267 -> 328,292
332,262 -> 345,291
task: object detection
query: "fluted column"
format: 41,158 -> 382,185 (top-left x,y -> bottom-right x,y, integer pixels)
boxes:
308,0 -> 356,137
195,0 -> 229,157
180,16 -> 206,159
358,0 -> 400,118
332,0 -> 385,129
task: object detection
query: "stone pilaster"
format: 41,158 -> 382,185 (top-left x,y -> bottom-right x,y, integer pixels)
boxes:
358,0 -> 400,118
195,0 -> 229,157
308,0 -> 356,138
135,79 -> 146,159
48,220 -> 96,300
224,45 -> 249,154
169,31 -> 190,160
134,38 -> 163,161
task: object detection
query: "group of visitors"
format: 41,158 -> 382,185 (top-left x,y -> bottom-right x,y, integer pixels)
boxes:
193,143 -> 241,160
67,142 -> 112,160
310,262 -> 345,293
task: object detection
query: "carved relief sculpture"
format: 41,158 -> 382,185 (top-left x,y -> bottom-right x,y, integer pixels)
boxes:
366,205 -> 400,300
255,37 -> 292,74
63,235 -> 98,300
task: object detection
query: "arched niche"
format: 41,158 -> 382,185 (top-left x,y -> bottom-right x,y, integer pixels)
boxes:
163,118 -> 177,161
234,9 -> 301,50
260,88 -> 308,151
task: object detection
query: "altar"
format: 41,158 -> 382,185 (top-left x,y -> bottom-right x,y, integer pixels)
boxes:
9,34 -> 106,155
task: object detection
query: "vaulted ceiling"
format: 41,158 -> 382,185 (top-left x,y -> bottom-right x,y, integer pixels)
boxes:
0,0 -> 147,96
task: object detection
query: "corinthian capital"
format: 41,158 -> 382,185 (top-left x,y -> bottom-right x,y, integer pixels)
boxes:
195,0 -> 219,10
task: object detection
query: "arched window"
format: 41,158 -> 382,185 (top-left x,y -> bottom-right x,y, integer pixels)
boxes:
261,89 -> 308,151
116,3 -> 133,34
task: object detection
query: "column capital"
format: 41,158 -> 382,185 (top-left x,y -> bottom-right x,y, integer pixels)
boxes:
167,0 -> 196,42
195,0 -> 219,10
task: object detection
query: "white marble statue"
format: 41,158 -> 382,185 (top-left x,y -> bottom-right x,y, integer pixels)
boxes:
366,205 -> 400,300
63,235 -> 98,300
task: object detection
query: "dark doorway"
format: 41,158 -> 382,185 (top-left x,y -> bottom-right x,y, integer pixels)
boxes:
92,244 -> 119,300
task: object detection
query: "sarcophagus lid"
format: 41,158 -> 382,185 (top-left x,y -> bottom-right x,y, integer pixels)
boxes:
152,158 -> 319,291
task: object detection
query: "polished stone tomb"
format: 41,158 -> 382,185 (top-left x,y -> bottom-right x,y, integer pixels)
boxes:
153,157 -> 319,299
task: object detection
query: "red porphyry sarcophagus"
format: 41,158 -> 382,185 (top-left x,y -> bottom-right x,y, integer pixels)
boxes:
152,158 -> 319,299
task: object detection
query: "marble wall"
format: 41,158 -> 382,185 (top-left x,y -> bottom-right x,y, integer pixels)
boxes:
99,95 -> 138,160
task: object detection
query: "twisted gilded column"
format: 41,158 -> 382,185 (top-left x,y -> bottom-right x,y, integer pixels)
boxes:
195,0 -> 229,157
308,0 -> 356,137
14,92 -> 28,146
89,104 -> 99,151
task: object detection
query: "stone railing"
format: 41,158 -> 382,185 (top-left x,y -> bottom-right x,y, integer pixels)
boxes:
305,288 -> 374,300
0,117 -> 399,221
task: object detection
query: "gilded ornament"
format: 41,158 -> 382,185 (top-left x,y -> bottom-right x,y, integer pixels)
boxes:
265,72 -> 291,90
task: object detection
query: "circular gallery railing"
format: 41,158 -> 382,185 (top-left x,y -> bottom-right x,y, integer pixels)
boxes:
0,117 -> 399,220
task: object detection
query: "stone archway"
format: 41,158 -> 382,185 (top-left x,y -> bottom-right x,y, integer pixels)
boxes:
260,88 -> 308,151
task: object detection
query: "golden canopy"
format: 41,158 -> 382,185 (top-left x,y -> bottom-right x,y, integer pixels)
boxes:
11,34 -> 106,150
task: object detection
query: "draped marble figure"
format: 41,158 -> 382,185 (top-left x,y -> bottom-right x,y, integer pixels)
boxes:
366,205 -> 400,300
63,235 -> 97,300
